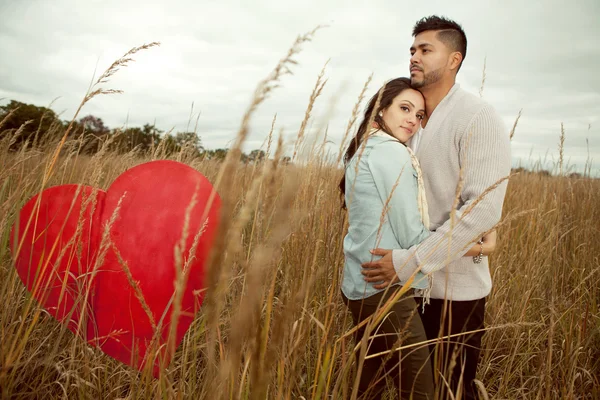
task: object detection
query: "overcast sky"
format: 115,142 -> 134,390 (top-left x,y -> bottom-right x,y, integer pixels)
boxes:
1,0 -> 598,174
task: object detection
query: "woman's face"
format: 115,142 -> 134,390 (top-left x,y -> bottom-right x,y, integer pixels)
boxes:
380,89 -> 425,143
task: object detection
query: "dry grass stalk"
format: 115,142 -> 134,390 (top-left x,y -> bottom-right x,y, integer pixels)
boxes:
479,56 -> 487,98
460,174 -> 513,220
509,109 -> 523,141
559,122 -> 565,176
292,59 -> 329,162
265,114 -> 277,159
6,120 -> 33,149
202,26 -> 322,380
111,242 -> 157,332
44,42 -> 160,186
336,74 -> 373,165
0,105 -> 21,131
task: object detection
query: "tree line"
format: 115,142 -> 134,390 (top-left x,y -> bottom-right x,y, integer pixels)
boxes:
0,100 -> 289,163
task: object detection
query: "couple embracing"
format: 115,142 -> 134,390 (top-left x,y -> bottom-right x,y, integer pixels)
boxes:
340,15 -> 511,400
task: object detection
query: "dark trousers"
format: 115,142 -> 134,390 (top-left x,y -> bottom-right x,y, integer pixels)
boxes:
417,297 -> 486,400
343,289 -> 434,400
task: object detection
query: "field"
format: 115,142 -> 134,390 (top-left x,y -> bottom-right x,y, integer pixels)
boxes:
1,35 -> 599,400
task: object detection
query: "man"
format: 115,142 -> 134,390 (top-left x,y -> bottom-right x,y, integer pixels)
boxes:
361,15 -> 511,399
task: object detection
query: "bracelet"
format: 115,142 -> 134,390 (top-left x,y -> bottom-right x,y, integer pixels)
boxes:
473,238 -> 484,264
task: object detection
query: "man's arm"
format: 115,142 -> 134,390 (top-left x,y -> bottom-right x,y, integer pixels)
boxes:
392,104 -> 511,281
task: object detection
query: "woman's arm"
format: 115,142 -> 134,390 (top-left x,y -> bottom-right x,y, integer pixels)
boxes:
463,230 -> 497,257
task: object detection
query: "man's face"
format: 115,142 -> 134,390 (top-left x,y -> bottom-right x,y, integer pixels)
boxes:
409,30 -> 452,89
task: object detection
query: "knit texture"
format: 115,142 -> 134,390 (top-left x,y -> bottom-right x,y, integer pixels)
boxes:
392,84 -> 512,301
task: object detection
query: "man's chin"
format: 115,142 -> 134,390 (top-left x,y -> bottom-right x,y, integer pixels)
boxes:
411,78 -> 425,88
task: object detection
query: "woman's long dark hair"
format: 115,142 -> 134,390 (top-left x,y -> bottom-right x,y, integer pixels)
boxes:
339,77 -> 415,206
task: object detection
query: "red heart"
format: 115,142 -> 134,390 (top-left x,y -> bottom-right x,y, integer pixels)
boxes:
11,160 -> 220,376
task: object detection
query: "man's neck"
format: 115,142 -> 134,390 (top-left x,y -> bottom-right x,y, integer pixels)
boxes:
420,79 -> 456,127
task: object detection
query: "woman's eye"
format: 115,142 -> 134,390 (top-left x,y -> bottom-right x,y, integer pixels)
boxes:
401,106 -> 409,112
417,114 -> 424,120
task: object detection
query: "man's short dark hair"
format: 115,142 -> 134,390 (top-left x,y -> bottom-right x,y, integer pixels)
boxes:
413,15 -> 467,72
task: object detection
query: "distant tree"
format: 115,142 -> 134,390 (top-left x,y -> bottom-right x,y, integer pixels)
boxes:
142,123 -> 162,144
0,100 -> 62,149
113,123 -> 161,153
174,131 -> 203,157
71,114 -> 110,153
201,148 -> 249,163
79,115 -> 110,135
199,148 -> 231,161
158,134 -> 180,156
211,148 -> 229,161
79,115 -> 109,135
248,149 -> 266,163
175,132 -> 202,150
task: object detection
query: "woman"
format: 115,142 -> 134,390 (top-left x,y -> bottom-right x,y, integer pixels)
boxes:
339,77 -> 495,399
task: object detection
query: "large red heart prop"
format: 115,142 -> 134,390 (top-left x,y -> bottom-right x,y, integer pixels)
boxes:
10,160 -> 220,376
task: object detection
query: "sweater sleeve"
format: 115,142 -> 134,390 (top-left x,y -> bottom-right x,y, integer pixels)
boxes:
392,104 -> 511,281
367,142 -> 430,250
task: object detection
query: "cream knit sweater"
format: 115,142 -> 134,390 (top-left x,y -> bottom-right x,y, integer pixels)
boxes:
393,83 -> 512,301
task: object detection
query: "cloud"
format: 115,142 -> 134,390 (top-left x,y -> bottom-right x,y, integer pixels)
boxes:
1,0 -> 598,173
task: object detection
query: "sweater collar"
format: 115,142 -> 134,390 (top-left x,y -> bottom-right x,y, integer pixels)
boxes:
415,83 -> 462,156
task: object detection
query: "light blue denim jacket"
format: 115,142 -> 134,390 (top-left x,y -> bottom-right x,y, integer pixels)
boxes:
342,133 -> 430,300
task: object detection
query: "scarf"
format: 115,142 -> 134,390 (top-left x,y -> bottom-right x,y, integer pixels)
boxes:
368,128 -> 430,228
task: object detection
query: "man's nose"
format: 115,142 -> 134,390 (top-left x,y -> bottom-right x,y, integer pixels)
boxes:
410,53 -> 420,65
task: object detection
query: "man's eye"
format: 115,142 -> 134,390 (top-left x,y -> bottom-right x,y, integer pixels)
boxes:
422,49 -> 429,53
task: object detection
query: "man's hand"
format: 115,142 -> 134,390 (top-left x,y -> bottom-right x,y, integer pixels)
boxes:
361,248 -> 398,289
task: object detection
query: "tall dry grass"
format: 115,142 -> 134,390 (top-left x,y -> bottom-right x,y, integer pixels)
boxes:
1,32 -> 599,400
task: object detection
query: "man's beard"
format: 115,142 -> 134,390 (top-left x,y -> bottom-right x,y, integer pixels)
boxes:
411,66 -> 444,88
